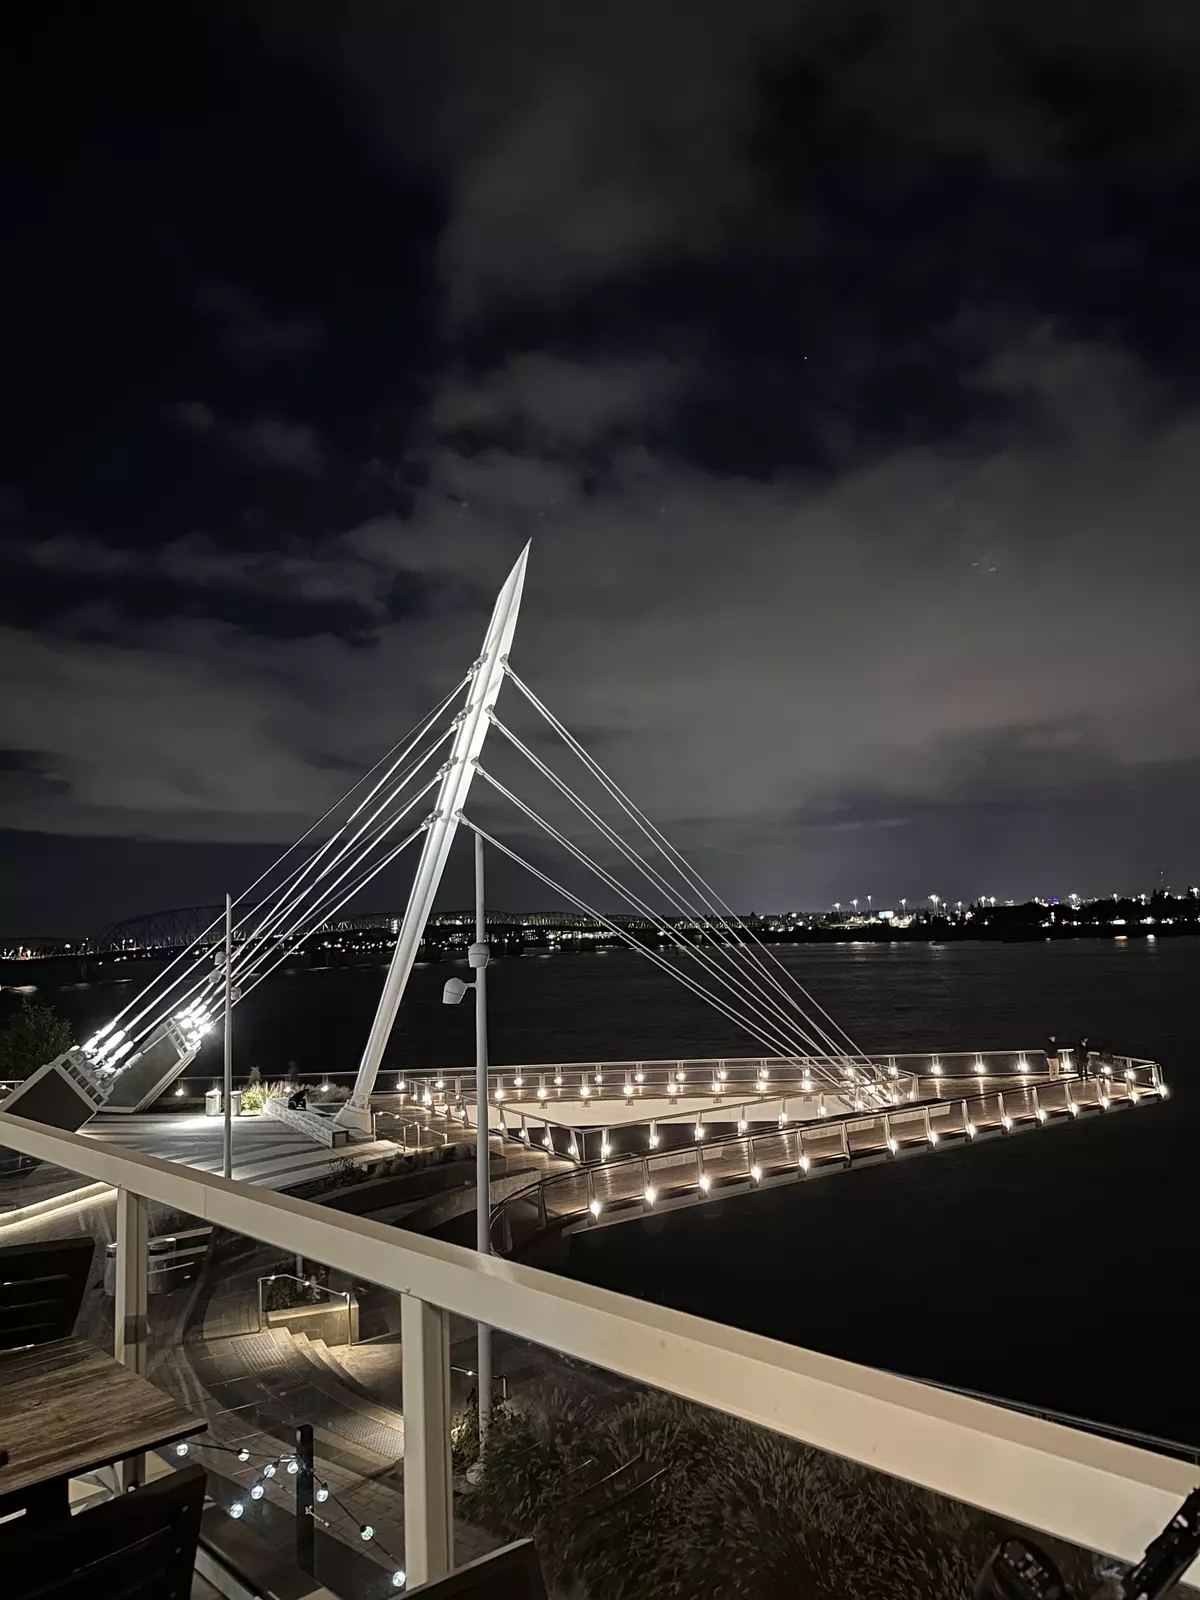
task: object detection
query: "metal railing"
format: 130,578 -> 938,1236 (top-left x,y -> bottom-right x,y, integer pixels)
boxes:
489,1060 -> 1167,1254
0,1095 -> 1191,1592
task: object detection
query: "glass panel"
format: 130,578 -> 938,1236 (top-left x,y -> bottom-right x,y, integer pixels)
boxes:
0,1129 -> 407,1596
452,1335 -> 1122,1600
142,1204 -> 408,1597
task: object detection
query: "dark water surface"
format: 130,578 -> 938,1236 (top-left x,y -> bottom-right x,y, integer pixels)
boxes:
26,939 -> 1200,1441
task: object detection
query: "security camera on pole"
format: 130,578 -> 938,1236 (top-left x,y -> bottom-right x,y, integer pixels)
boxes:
442,830 -> 493,1447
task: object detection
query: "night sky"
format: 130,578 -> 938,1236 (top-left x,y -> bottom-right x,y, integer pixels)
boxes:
4,2 -> 1200,934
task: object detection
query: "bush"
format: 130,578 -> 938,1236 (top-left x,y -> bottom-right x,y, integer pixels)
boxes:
460,1388 -> 1015,1600
240,1079 -> 291,1116
0,998 -> 73,1080
261,1274 -> 327,1313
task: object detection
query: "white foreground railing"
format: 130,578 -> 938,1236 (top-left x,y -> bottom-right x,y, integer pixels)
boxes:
0,1108 -> 1193,1589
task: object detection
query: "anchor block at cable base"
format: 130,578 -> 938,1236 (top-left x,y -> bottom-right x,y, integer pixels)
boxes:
3,1022 -> 199,1131
2,1047 -> 108,1132
100,1022 -> 200,1113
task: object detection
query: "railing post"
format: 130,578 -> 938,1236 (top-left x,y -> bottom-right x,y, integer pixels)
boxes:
115,1187 -> 148,1375
295,1423 -> 315,1574
115,1187 -> 148,1489
402,1292 -> 454,1588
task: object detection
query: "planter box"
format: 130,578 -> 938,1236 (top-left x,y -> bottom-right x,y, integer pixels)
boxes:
264,1295 -> 358,1346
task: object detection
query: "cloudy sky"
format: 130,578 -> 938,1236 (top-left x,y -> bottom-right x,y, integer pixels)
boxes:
3,1 -> 1200,931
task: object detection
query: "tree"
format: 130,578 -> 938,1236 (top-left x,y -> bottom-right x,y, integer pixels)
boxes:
0,997 -> 74,1082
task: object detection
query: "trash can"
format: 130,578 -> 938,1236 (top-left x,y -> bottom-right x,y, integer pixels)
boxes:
230,1088 -> 243,1117
205,1087 -> 222,1117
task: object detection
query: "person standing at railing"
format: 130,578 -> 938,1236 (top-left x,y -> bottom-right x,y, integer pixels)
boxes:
1045,1034 -> 1060,1078
1078,1035 -> 1091,1080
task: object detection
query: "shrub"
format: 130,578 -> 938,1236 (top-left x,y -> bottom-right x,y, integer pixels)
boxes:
461,1388 -> 1013,1600
0,998 -> 73,1080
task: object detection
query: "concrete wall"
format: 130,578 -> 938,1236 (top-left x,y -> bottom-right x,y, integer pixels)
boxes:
265,1295 -> 358,1345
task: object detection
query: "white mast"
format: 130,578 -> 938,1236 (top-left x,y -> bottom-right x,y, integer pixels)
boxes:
336,544 -> 529,1133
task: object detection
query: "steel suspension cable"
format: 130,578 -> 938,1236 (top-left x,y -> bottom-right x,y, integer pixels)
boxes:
460,817 -> 857,1076
488,714 -> 844,1062
111,677 -> 467,1041
473,767 -> 838,1069
130,772 -> 443,1047
224,730 -> 453,986
236,825 -> 427,1005
507,669 -> 875,1076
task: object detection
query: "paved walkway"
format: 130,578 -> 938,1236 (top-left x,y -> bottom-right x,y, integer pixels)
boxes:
81,1112 -> 399,1189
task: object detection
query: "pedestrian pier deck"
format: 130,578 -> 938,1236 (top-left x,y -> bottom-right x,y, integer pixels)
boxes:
378,1050 -> 1163,1259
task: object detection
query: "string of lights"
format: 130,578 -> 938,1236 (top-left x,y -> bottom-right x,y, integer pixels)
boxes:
172,1434 -> 406,1589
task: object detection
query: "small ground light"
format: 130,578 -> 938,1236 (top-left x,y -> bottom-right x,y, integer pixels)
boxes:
229,1502 -> 245,1519
589,1198 -> 601,1217
737,1117 -> 748,1133
175,1441 -> 189,1456
600,1141 -> 610,1157
750,1165 -> 762,1183
360,1525 -> 374,1542
799,1155 -> 810,1172
644,1186 -> 656,1205
699,1174 -> 710,1194
174,1086 -> 185,1097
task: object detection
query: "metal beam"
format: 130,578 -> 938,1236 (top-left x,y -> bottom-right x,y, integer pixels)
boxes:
337,543 -> 529,1133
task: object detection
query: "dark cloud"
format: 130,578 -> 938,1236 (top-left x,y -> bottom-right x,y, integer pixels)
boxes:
3,1 -> 1200,925
196,284 -> 322,362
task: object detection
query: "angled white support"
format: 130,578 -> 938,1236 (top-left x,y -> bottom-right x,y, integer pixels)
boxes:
337,543 -> 529,1132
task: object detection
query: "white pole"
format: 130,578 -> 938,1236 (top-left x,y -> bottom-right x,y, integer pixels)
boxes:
473,830 -> 493,1445
223,892 -> 233,1181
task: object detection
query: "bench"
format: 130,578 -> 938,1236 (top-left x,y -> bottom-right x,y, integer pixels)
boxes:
264,1096 -> 350,1147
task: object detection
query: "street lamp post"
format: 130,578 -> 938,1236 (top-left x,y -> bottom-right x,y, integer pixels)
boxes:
443,833 -> 494,1447
223,893 -> 233,1181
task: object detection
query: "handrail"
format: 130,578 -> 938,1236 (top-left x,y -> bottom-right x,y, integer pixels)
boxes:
489,1063 -> 1164,1248
903,1373 -> 1200,1466
0,1105 -> 1192,1583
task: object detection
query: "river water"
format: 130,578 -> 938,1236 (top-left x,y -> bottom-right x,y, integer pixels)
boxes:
24,938 -> 1200,1442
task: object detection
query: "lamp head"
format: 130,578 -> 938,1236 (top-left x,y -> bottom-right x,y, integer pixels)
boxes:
442,976 -> 470,1005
